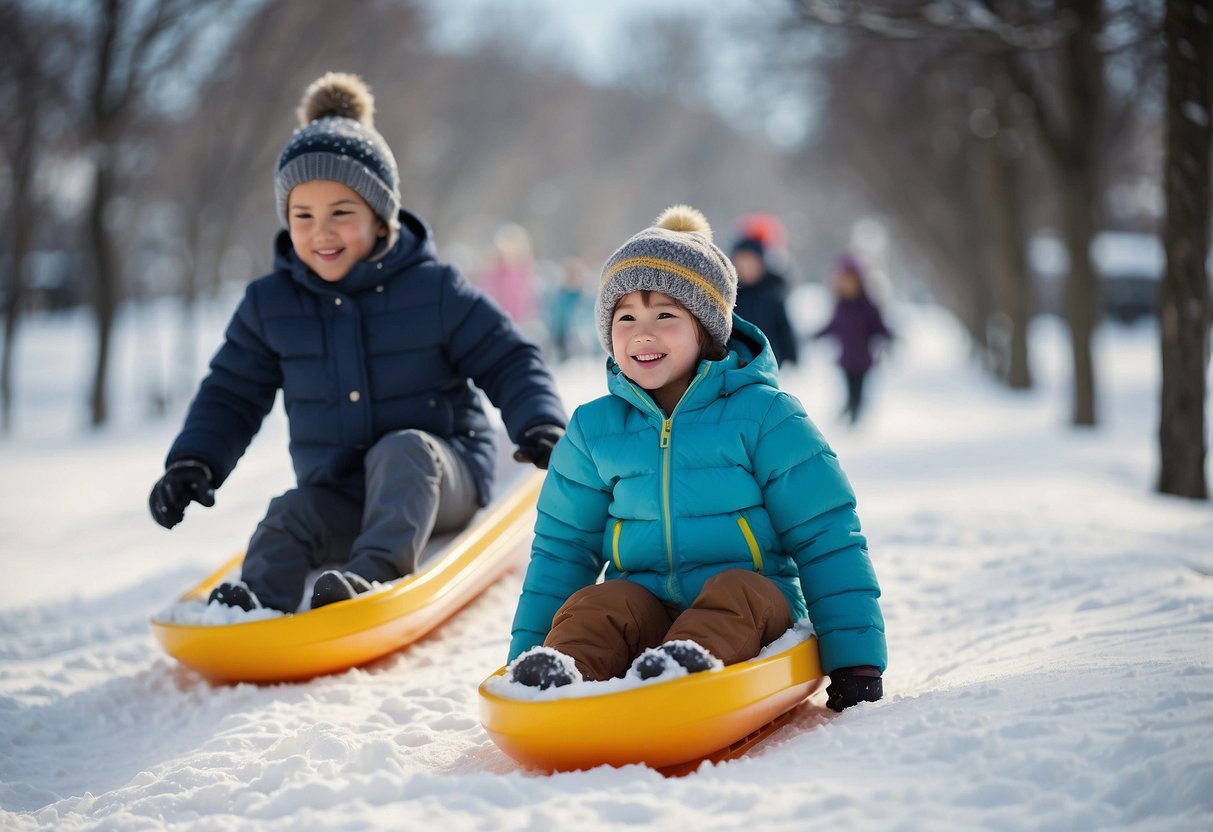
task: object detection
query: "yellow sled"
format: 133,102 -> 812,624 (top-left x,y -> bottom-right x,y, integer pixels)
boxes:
150,469 -> 543,684
479,635 -> 823,773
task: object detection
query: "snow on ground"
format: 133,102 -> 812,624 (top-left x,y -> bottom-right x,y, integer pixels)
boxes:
1,289 -> 1211,831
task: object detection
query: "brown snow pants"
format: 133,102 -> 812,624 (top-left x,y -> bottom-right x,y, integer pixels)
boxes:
543,569 -> 794,682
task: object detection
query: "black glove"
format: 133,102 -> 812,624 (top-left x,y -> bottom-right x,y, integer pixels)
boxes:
149,460 -> 215,529
512,424 -> 565,470
826,666 -> 883,712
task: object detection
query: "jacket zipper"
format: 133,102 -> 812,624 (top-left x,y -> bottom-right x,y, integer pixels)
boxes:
611,519 -> 623,572
624,371 -> 705,605
659,414 -> 675,600
737,515 -> 764,573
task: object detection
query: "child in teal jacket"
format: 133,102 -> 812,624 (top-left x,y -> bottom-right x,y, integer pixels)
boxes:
507,206 -> 885,711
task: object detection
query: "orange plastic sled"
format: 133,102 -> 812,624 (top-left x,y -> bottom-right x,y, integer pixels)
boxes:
479,635 -> 822,773
150,470 -> 543,684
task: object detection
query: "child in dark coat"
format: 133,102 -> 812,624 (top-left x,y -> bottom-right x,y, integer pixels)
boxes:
149,73 -> 566,612
730,235 -> 799,367
813,253 -> 893,423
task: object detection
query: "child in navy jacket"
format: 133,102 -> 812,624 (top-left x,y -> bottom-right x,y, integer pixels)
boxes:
149,73 -> 566,612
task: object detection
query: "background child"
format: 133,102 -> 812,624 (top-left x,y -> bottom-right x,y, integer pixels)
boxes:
148,73 -> 566,613
730,233 -> 799,367
545,256 -> 592,363
813,252 -> 894,424
476,223 -> 539,330
506,205 -> 886,712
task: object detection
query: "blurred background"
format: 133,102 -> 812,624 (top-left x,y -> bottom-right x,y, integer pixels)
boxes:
0,0 -> 1208,498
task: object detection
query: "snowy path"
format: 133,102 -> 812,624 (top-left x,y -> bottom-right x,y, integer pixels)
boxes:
1,300 -> 1211,830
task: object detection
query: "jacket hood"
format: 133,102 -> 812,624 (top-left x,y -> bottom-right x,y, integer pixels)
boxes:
607,313 -> 778,415
273,207 -> 438,293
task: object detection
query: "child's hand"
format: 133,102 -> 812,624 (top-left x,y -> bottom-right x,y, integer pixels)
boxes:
149,460 -> 215,529
825,666 -> 883,712
513,424 -> 565,470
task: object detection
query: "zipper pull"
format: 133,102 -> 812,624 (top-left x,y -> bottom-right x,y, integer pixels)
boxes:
660,418 -> 671,448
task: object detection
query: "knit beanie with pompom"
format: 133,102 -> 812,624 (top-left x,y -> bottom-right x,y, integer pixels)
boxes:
274,72 -> 400,234
596,205 -> 738,355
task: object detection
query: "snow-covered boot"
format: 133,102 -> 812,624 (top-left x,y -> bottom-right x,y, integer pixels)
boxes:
208,581 -> 261,612
310,570 -> 373,610
630,640 -> 721,680
660,640 -> 720,673
508,647 -> 582,689
629,648 -> 676,680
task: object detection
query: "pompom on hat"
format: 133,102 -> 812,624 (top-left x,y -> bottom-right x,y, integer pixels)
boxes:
274,72 -> 400,232
596,205 -> 738,355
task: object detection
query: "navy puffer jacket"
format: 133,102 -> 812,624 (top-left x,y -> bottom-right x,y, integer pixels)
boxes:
167,209 -> 566,505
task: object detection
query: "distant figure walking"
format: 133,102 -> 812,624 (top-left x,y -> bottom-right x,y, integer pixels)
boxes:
478,223 -> 538,327
547,257 -> 591,362
813,253 -> 893,423
730,233 -> 799,367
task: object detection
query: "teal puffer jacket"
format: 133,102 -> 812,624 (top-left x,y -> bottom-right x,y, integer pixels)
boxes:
508,316 -> 886,674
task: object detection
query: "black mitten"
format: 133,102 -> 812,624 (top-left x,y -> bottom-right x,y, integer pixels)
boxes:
149,460 -> 215,529
826,666 -> 883,712
513,424 -> 565,470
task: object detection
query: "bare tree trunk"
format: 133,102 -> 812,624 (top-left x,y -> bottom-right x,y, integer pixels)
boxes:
1,118 -> 33,432
0,271 -> 19,433
87,158 -> 120,427
84,0 -> 120,428
79,0 -> 224,427
1060,167 -> 1100,426
1058,0 -> 1104,427
984,59 -> 1032,390
0,9 -> 41,433
979,123 -> 1035,387
1158,0 -> 1211,500
174,210 -> 204,405
994,0 -> 1105,422
965,167 -> 999,368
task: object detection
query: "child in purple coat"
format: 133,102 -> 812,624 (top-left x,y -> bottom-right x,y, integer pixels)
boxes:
813,254 -> 893,423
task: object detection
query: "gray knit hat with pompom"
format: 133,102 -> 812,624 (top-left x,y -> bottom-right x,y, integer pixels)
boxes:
596,205 -> 738,355
275,72 -> 400,231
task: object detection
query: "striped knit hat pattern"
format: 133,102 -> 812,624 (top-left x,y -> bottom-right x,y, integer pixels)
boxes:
275,72 -> 400,231
596,205 -> 738,355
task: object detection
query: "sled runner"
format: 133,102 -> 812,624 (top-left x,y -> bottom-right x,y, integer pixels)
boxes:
150,469 -> 543,684
478,635 -> 822,773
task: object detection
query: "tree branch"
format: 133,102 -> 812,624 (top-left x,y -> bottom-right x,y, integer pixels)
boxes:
791,0 -> 1072,50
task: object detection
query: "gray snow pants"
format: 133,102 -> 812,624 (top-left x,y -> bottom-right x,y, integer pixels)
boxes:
241,429 -> 480,612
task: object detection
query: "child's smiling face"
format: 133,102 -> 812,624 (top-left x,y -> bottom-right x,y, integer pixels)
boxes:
288,180 -> 386,282
611,290 -> 704,414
